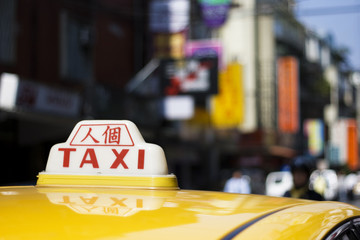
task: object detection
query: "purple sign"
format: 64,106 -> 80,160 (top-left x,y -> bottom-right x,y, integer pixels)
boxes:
185,40 -> 223,69
199,1 -> 230,28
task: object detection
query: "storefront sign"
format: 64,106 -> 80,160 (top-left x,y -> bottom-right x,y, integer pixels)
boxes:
149,0 -> 190,33
330,118 -> 359,170
185,39 -> 223,69
0,73 -> 81,117
211,62 -> 244,128
277,56 -> 299,133
304,119 -> 324,157
153,32 -> 186,59
198,0 -> 231,28
347,119 -> 358,171
159,57 -> 218,96
17,81 -> 80,117
163,95 -> 194,120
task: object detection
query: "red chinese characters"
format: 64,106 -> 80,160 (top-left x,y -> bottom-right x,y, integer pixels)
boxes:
70,124 -> 134,146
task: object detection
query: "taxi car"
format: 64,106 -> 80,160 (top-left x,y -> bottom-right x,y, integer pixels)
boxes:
1,120 -> 360,239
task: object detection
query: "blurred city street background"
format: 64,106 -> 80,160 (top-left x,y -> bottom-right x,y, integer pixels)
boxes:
0,0 -> 360,205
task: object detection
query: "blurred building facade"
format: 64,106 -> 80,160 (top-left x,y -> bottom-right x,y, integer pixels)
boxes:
0,0 -> 146,183
0,0 -> 358,191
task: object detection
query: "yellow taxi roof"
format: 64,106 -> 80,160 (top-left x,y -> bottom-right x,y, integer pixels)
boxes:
0,185 -> 359,239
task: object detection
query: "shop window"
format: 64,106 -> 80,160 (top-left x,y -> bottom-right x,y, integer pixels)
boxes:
59,10 -> 93,83
0,0 -> 16,64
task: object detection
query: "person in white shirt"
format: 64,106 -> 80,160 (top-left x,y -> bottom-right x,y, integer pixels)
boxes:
224,170 -> 251,194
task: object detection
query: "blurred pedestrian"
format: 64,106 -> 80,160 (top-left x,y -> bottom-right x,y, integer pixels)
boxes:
224,170 -> 251,194
337,170 -> 347,202
345,173 -> 357,200
284,156 -> 324,201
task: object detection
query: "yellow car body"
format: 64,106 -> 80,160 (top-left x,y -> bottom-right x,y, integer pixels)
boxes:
0,185 -> 359,239
1,120 -> 359,239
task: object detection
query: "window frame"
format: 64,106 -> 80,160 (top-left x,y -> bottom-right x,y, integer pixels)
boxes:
324,217 -> 360,240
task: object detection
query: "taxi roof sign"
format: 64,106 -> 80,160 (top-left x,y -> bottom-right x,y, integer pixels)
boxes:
37,120 -> 178,189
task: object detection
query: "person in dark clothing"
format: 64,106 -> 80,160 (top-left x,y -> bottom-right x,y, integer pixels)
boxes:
284,156 -> 324,201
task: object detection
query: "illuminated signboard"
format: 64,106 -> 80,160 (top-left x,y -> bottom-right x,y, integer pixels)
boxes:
304,119 -> 324,157
185,39 -> 223,69
277,56 -> 299,133
198,0 -> 231,28
159,57 -> 218,96
211,62 -> 244,128
149,0 -> 190,33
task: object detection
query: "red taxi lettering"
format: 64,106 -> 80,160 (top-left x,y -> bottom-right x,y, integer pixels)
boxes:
59,148 -> 76,167
138,149 -> 145,169
58,147 -> 146,170
110,149 -> 129,169
110,149 -> 145,170
80,148 -> 99,168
